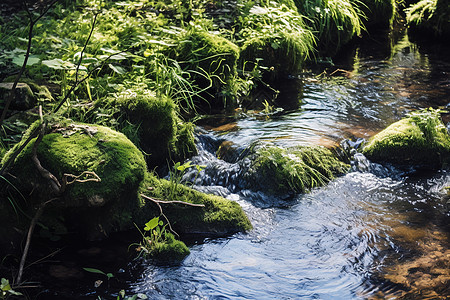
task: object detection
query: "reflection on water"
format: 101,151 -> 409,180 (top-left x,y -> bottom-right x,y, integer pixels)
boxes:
132,34 -> 450,299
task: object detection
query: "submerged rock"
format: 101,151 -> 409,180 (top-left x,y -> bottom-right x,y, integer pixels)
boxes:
362,108 -> 450,168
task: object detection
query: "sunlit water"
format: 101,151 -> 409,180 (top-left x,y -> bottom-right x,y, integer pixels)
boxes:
124,34 -> 450,299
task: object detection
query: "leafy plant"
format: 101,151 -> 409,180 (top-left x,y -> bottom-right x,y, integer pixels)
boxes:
83,267 -> 115,280
1,278 -> 22,299
168,161 -> 192,198
167,161 -> 205,198
134,216 -> 167,257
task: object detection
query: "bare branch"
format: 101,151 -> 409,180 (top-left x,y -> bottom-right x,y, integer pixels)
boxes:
140,194 -> 206,207
16,198 -> 55,284
75,12 -> 99,83
53,48 -> 131,114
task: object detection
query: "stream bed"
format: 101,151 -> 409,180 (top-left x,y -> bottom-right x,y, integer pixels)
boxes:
37,33 -> 450,299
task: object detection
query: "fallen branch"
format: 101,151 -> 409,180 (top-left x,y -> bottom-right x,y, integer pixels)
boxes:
62,171 -> 101,186
141,194 -> 187,238
16,198 -> 56,285
140,194 -> 205,208
31,117 -> 61,194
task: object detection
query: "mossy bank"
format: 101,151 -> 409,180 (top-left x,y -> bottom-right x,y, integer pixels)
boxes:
0,120 -> 251,257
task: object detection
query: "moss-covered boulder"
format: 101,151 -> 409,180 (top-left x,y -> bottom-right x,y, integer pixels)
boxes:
243,145 -> 349,195
139,172 -> 252,235
2,120 -> 147,239
406,0 -> 450,39
239,5 -> 315,82
151,232 -> 190,261
362,108 -> 450,168
171,29 -> 240,111
104,89 -> 196,168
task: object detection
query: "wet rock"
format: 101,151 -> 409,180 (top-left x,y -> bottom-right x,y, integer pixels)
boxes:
362,108 -> 450,168
243,145 -> 350,195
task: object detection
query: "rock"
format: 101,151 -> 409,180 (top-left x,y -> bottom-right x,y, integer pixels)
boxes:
2,120 -> 147,239
0,82 -> 37,111
0,120 -> 251,255
243,145 -> 349,195
102,89 -> 197,168
139,172 -> 252,236
362,108 -> 450,168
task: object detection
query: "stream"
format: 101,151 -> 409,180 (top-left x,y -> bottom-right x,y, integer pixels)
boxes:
129,33 -> 450,299
38,33 -> 450,299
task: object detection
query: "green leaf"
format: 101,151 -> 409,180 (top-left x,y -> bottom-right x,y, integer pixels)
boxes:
12,55 -> 40,66
109,64 -> 126,74
83,267 -> 107,276
1,278 -> 10,290
144,217 -> 159,231
42,58 -> 75,70
106,273 -> 114,279
137,293 -> 148,299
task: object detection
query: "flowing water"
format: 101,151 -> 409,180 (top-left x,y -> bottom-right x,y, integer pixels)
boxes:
126,34 -> 450,299
32,34 -> 450,299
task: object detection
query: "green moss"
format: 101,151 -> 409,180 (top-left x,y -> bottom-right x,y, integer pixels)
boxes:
171,120 -> 197,162
3,77 -> 54,103
171,28 -> 240,110
357,0 -> 397,31
293,0 -> 363,56
406,0 -> 450,38
362,108 -> 450,167
106,89 -> 196,167
7,121 -> 147,236
139,172 -> 252,235
151,232 -> 190,261
239,4 -> 315,81
245,145 -> 349,194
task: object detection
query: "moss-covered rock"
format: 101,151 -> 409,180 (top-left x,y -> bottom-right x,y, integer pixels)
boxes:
151,232 -> 190,261
104,89 -> 197,168
239,4 -> 315,82
3,120 -> 147,238
244,145 -> 349,195
406,0 -> 450,39
362,108 -> 450,168
293,0 -> 363,56
0,82 -> 37,111
171,28 -> 240,111
139,172 -> 252,235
